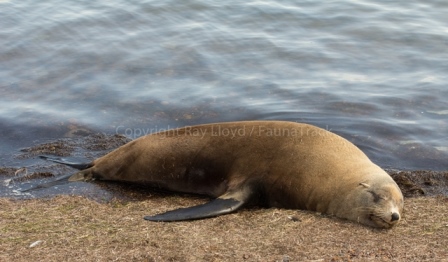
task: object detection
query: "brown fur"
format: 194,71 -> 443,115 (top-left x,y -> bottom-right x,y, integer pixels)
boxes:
68,121 -> 403,228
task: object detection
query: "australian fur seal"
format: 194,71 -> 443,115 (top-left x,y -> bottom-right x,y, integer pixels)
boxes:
37,121 -> 403,228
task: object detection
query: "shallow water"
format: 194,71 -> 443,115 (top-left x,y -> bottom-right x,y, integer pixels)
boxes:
1,0 -> 447,177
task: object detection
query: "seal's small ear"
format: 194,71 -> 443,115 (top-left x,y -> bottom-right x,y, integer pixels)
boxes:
359,182 -> 370,188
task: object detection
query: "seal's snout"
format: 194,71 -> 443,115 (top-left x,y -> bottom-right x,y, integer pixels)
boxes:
391,212 -> 400,222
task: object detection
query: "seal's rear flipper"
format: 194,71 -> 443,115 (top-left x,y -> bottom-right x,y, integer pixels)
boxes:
20,156 -> 94,192
19,173 -> 72,192
144,198 -> 245,221
39,155 -> 93,170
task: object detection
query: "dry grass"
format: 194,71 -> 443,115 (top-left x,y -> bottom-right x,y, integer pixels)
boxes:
1,195 -> 447,261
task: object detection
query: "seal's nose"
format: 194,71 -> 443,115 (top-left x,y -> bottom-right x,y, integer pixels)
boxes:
391,212 -> 400,222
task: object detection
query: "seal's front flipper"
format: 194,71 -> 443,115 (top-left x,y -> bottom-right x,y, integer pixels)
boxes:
144,185 -> 254,222
39,155 -> 93,170
144,198 -> 245,221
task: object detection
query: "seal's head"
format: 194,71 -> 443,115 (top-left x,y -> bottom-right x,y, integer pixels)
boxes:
354,181 -> 404,228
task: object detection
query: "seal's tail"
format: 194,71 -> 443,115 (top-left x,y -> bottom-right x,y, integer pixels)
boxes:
39,155 -> 93,170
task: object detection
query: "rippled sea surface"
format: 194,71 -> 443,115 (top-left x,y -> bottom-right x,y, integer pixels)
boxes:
1,0 -> 447,173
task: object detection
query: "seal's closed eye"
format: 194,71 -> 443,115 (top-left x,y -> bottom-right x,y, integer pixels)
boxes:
368,190 -> 383,203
